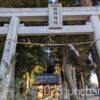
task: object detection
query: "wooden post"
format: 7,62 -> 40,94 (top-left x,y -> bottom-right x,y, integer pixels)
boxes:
0,16 -> 20,100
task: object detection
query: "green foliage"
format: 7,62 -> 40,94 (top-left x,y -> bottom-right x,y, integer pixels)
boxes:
0,37 -> 6,61
54,63 -> 61,75
59,0 -> 76,6
0,0 -> 76,7
0,0 -> 48,7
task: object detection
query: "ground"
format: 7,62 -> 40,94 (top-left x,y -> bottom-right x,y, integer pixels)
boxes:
87,96 -> 99,100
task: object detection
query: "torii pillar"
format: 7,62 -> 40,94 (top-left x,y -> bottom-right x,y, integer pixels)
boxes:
0,17 -> 20,100
90,15 -> 100,93
90,15 -> 100,61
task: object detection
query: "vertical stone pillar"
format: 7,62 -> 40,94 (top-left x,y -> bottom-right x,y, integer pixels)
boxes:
90,15 -> 100,57
90,16 -> 100,99
0,16 -> 20,100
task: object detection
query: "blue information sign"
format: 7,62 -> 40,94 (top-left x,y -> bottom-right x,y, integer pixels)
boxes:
36,74 -> 61,84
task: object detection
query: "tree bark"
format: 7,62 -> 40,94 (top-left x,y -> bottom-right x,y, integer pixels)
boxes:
62,47 -> 80,100
80,0 -> 93,6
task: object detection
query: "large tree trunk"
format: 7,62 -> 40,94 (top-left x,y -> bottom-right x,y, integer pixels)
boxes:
80,0 -> 93,6
62,47 -> 80,100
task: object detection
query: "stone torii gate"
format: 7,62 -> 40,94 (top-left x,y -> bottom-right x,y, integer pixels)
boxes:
0,3 -> 100,100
